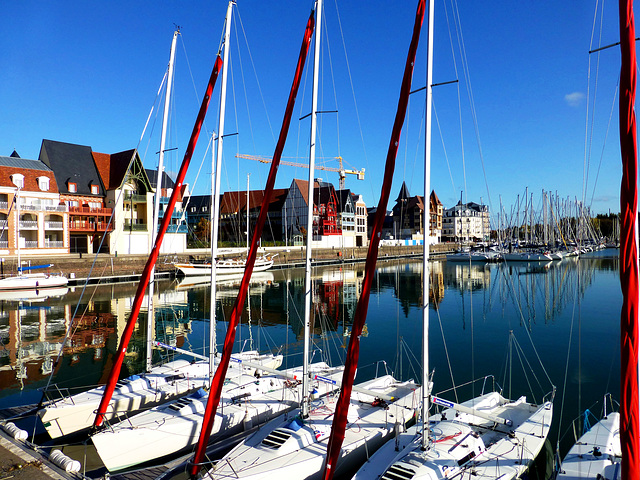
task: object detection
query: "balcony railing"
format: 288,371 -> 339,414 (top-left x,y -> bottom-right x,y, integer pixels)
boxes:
0,241 -> 7,249
19,221 -> 38,230
44,240 -> 64,248
124,192 -> 147,203
45,221 -> 64,230
165,224 -> 188,234
45,205 -> 68,212
24,241 -> 38,248
19,204 -> 38,211
124,220 -> 147,231
69,220 -> 113,232
69,206 -> 112,216
0,202 -> 8,210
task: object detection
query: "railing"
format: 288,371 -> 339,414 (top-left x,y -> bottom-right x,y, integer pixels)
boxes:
124,220 -> 147,231
45,205 -> 68,212
20,204 -> 38,211
19,221 -> 38,229
45,221 -> 64,230
165,224 -> 188,234
0,241 -> 8,249
69,206 -> 112,216
44,240 -> 64,248
124,192 -> 147,203
0,202 -> 8,210
69,220 -> 113,232
24,241 -> 38,248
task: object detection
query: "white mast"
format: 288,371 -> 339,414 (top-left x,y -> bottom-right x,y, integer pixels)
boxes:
246,173 -> 250,253
209,0 -> 234,379
302,0 -> 322,418
421,0 -> 434,450
146,29 -> 178,372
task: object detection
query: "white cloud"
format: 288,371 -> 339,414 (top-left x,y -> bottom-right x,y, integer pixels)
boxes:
565,92 -> 585,107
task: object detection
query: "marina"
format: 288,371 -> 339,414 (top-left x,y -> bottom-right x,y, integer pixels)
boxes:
0,249 -> 620,479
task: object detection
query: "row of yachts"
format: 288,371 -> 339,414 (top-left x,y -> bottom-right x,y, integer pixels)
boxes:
0,345 -> 614,479
446,243 -> 609,263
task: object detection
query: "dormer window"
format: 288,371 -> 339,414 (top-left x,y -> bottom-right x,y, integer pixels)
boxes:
11,174 -> 24,189
37,176 -> 50,192
91,184 -> 99,195
68,182 -> 77,193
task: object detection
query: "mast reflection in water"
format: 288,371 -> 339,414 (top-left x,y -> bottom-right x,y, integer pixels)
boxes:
0,251 -> 620,468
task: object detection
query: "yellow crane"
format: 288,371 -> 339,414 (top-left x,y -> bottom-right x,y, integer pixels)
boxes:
236,154 -> 365,190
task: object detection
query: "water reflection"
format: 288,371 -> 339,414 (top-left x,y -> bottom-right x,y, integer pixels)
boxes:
0,251 -> 622,467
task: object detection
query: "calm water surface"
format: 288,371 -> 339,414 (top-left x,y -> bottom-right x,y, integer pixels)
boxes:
0,250 -> 621,475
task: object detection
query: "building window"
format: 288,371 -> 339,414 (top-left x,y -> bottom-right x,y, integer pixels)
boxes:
11,174 -> 24,189
68,182 -> 77,193
91,184 -> 99,195
37,176 -> 50,191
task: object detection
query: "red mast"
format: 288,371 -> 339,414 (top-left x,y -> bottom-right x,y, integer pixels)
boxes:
619,0 -> 639,477
93,55 -> 223,428
322,1 -> 425,478
189,10 -> 316,476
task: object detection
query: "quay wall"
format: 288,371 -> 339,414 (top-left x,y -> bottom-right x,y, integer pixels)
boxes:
0,243 -> 457,285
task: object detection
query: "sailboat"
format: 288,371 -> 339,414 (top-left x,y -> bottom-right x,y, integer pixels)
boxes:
353,2 -> 553,479
88,4 -> 343,471
557,0 -> 636,478
37,18 -> 282,440
203,2 -> 424,479
0,188 -> 67,291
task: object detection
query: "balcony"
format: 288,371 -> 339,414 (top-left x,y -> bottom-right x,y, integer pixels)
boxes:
45,205 -> 68,212
124,220 -> 147,231
69,206 -> 112,216
24,241 -> 38,248
165,224 -> 188,234
0,241 -> 8,249
124,192 -> 147,203
44,240 -> 64,248
69,220 -> 113,232
0,202 -> 8,210
45,221 -> 64,230
19,204 -> 38,211
19,220 -> 38,230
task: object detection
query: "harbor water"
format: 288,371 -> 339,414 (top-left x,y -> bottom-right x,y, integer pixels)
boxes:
0,250 -> 621,478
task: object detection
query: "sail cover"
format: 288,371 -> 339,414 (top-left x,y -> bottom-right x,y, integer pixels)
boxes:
322,1 -> 425,478
619,0 -> 639,477
189,10 -> 316,476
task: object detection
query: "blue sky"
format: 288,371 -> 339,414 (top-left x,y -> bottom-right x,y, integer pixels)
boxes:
1,1 -> 623,220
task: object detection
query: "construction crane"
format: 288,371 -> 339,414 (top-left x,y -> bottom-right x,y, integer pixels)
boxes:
236,154 -> 365,190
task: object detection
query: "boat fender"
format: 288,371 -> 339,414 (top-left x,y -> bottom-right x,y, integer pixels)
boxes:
310,387 -> 319,400
193,388 -> 207,399
49,449 -> 81,473
1,422 -> 28,441
243,410 -> 253,430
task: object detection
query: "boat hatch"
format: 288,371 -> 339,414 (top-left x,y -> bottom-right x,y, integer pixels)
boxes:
165,374 -> 186,383
261,429 -> 292,449
168,397 -> 195,412
381,463 -> 416,480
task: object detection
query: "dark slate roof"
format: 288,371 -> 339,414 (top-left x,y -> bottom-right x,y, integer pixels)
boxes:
10,150 -> 20,158
145,168 -> 176,190
0,156 -> 53,172
335,189 -> 353,213
39,139 -> 105,196
395,181 -> 411,202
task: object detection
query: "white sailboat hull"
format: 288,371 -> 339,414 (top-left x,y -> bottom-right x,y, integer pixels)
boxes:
38,352 -> 282,439
175,256 -> 274,277
91,363 -> 344,472
354,391 -> 553,480
557,412 -> 620,479
0,272 -> 68,291
206,375 -> 420,480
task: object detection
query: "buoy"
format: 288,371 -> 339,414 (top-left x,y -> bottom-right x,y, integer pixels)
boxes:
1,422 -> 27,441
49,449 -> 81,473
